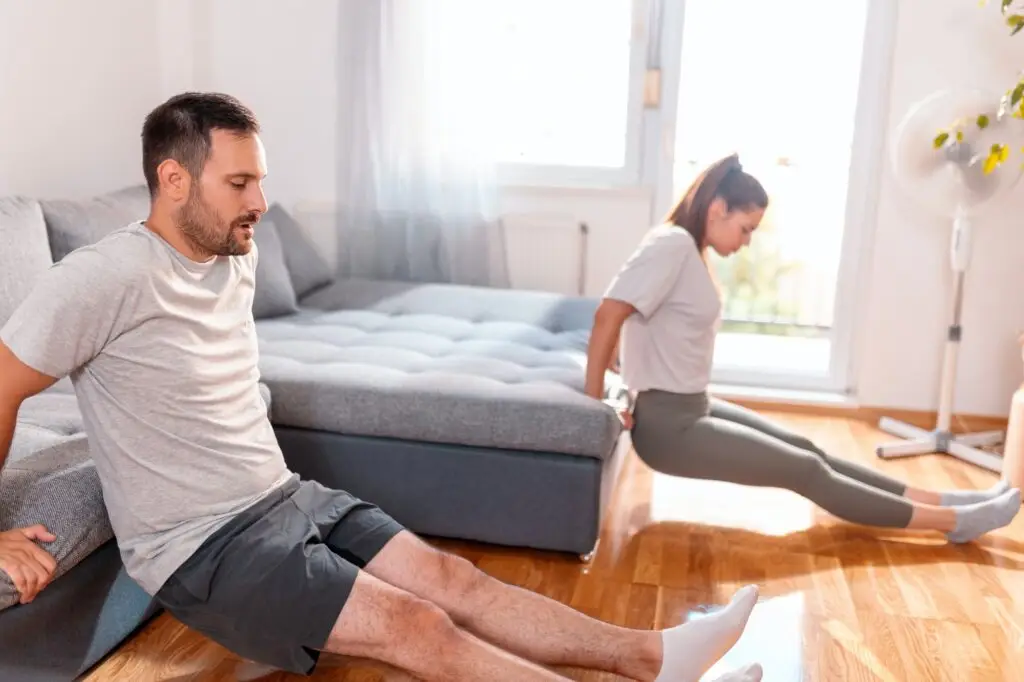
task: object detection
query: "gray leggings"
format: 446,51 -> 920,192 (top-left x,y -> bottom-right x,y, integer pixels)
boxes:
630,389 -> 914,528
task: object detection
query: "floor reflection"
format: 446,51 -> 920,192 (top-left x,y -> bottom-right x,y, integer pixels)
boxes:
648,473 -> 817,536
694,592 -> 806,681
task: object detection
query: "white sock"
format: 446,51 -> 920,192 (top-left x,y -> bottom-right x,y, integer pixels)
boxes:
654,585 -> 759,682
947,488 -> 1021,544
711,663 -> 764,682
939,479 -> 1010,506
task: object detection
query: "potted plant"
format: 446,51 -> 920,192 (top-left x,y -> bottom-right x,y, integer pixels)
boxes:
933,0 -> 1024,173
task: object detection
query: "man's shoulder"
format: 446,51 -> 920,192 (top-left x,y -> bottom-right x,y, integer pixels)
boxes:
55,223 -> 164,281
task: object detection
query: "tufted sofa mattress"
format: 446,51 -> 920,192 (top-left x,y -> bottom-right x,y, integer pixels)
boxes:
258,278 -> 623,460
257,278 -> 630,561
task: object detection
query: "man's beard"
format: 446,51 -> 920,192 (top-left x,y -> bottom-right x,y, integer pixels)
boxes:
176,187 -> 257,258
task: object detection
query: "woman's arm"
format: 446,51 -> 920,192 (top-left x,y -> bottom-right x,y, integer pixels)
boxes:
584,298 -> 637,400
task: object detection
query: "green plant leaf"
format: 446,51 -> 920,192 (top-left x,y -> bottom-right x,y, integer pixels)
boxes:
977,113 -> 991,128
1013,81 -> 1024,106
933,131 -> 950,148
1004,0 -> 1015,13
1011,14 -> 1024,33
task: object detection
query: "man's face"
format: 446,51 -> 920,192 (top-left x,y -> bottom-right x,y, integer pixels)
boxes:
177,129 -> 268,258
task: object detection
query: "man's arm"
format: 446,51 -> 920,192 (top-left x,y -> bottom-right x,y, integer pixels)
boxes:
0,340 -> 60,603
0,340 -> 58,472
0,244 -> 136,604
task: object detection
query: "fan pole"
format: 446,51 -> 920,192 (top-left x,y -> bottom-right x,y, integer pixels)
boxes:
875,212 -> 1006,472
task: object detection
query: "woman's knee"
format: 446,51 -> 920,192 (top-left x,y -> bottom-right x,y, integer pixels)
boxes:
789,454 -> 833,495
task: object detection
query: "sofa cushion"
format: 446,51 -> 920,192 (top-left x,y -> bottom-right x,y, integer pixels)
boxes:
264,203 -> 334,298
252,219 -> 300,319
40,185 -> 150,261
0,436 -> 112,612
9,379 -> 83,462
257,279 -> 622,459
1,379 -> 274,611
0,198 -> 54,327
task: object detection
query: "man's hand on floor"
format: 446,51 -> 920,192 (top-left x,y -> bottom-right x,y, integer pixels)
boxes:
0,525 -> 57,603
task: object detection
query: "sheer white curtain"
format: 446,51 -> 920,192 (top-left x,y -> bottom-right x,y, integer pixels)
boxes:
334,0 -> 510,287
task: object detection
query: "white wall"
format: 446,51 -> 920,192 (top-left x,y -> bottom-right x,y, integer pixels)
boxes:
851,0 -> 1024,416
5,0 -> 1022,416
150,0 -> 1024,417
0,0 -> 163,198
189,0 -> 339,211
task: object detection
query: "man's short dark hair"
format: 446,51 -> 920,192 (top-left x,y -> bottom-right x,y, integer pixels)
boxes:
141,92 -> 260,197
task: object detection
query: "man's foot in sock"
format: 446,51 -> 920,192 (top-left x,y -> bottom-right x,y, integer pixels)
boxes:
712,663 -> 764,682
947,488 -> 1022,544
940,479 -> 1011,506
653,584 -> 760,682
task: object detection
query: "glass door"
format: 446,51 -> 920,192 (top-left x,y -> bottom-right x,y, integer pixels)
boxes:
667,0 -> 874,392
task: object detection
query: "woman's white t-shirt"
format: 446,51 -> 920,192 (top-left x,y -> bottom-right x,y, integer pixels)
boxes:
603,224 -> 721,395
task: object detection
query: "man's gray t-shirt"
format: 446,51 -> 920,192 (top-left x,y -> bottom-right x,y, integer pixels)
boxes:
604,224 -> 722,395
0,222 -> 292,595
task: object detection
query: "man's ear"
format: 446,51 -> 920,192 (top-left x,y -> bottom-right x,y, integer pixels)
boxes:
156,159 -> 190,202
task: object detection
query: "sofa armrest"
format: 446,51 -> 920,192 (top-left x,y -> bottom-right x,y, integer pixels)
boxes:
0,437 -> 112,611
259,382 -> 272,416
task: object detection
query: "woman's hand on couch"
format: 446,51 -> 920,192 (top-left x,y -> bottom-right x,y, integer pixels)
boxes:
0,525 -> 57,604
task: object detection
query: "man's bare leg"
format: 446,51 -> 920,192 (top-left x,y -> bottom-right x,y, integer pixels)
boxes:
324,569 -> 569,681
364,531 -> 759,682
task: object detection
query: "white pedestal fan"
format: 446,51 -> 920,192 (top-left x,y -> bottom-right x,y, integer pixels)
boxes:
876,88 -> 1024,473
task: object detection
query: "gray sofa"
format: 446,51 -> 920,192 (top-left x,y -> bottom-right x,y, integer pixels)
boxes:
0,186 -> 628,680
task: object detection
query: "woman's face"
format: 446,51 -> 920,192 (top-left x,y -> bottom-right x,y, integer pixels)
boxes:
704,198 -> 764,257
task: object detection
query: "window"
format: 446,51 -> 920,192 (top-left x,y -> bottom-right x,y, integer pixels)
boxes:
668,0 -> 877,391
432,0 -> 647,183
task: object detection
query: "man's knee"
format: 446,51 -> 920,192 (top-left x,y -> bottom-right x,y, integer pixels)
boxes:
426,549 -> 490,604
325,575 -> 462,669
377,592 -> 465,676
393,592 -> 461,645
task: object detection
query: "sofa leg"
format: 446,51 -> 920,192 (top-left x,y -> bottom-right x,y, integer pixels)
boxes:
578,539 -> 600,563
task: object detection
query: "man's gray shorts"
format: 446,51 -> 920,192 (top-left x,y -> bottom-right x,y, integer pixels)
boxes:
154,474 -> 405,675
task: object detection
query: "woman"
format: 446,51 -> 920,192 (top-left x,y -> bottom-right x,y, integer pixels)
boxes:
585,153 -> 1020,543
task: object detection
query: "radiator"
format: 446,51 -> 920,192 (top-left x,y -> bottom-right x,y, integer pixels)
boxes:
500,212 -> 589,295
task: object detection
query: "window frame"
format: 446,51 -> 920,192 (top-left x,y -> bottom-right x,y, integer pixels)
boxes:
490,0 -> 653,189
651,0 -> 898,395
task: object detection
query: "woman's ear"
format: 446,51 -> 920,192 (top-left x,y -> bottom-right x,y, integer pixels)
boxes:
706,197 -> 728,225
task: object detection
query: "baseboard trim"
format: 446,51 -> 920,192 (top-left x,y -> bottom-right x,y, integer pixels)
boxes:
723,395 -> 1008,435
707,383 -> 1008,434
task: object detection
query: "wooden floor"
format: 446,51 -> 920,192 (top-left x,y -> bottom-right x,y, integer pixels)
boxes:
84,411 -> 1024,681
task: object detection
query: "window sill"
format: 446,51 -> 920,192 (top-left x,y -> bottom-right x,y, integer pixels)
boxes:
709,382 -> 857,409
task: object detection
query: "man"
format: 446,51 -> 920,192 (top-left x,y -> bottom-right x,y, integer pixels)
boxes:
0,92 -> 763,682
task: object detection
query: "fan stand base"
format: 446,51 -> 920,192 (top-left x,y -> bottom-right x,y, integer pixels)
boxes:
875,416 -> 1005,473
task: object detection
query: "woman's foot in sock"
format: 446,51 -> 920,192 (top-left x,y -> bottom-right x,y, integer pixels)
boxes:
653,585 -> 760,682
947,488 -> 1021,543
940,479 -> 1010,506
712,663 -> 764,681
